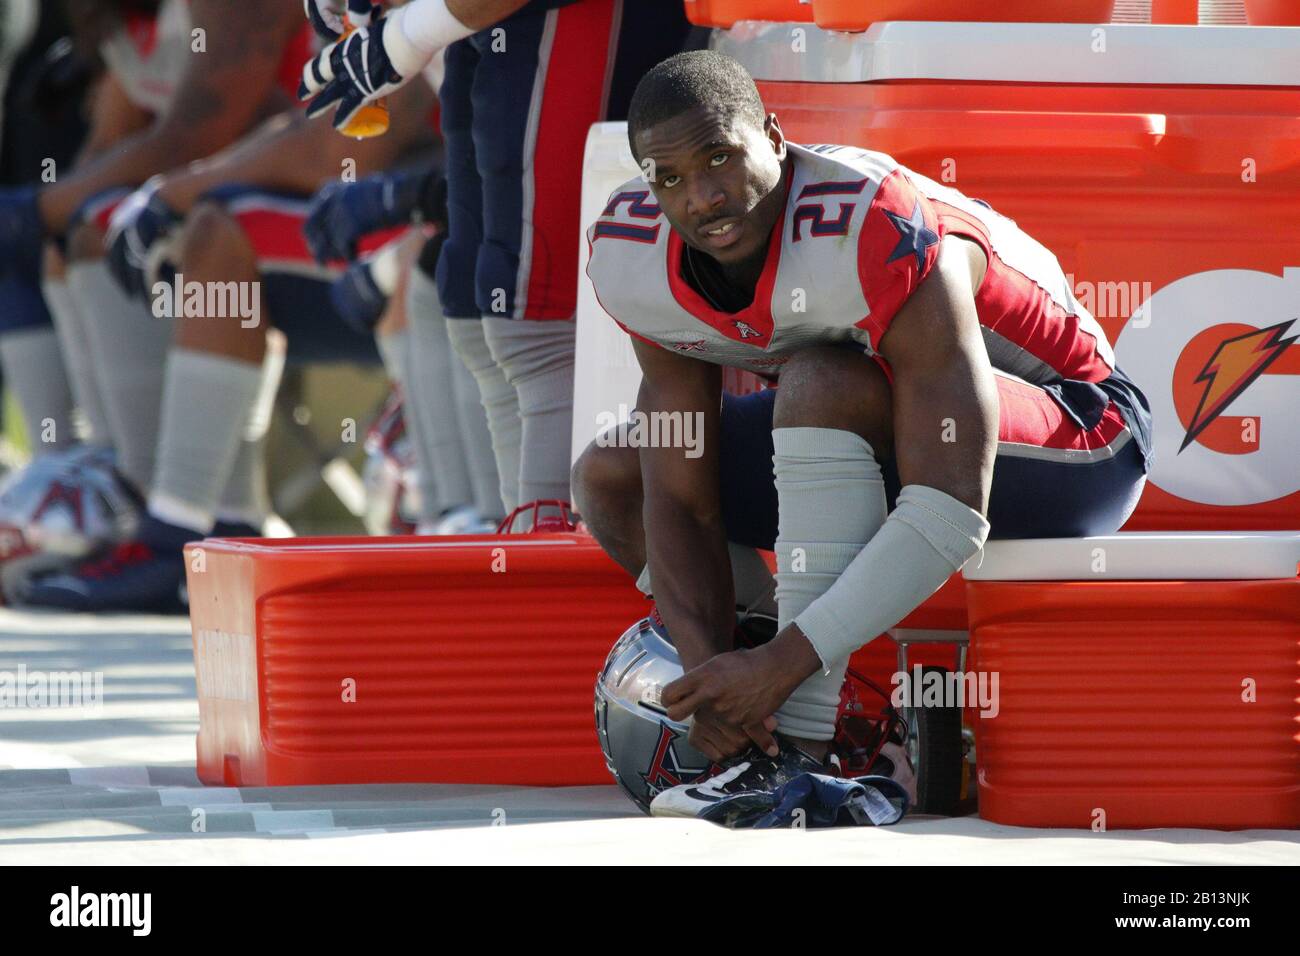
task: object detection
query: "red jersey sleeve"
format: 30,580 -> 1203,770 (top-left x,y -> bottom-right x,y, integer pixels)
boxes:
854,168 -> 942,347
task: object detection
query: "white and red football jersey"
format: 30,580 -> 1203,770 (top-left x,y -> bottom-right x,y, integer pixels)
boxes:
586,142 -> 1150,461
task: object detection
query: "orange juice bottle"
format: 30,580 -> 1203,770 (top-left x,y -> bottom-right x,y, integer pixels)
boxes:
339,2 -> 389,139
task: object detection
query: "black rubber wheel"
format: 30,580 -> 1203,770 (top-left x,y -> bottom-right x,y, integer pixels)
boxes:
905,665 -> 964,815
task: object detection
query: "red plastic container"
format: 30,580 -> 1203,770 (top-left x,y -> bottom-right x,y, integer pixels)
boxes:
1245,0 -> 1300,25
1151,0 -> 1198,22
707,0 -> 813,27
812,0 -> 1115,30
966,577 -> 1300,829
185,534 -> 649,787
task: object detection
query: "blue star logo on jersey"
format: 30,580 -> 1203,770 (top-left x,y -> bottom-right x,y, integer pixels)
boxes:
883,201 -> 939,272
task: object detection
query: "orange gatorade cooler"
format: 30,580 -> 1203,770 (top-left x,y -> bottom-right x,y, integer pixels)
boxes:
184,535 -> 648,787
965,536 -> 1300,829
811,0 -> 1116,30
715,17 -> 1300,827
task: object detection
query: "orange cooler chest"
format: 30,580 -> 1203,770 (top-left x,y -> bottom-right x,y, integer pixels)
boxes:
185,535 -> 648,787
964,537 -> 1300,829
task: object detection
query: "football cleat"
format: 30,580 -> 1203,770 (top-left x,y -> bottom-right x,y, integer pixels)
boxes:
649,738 -> 827,819
16,540 -> 187,614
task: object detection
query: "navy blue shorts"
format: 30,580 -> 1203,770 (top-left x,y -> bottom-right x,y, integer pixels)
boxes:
436,0 -> 690,320
717,383 -> 1148,551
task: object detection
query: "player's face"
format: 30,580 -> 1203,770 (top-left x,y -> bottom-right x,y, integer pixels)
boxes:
635,106 -> 788,268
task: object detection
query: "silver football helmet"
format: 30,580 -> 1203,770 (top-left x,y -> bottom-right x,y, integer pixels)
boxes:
594,615 -> 717,814
0,445 -> 141,600
596,612 -> 916,814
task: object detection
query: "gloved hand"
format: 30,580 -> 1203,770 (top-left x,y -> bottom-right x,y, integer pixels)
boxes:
299,2 -> 472,132
104,182 -> 183,300
329,257 -> 390,335
304,168 -> 445,264
0,186 -> 46,279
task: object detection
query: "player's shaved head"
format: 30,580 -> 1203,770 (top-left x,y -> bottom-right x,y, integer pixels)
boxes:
627,51 -> 766,158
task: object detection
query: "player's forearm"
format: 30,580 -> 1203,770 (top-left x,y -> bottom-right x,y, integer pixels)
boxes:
442,0 -> 531,32
642,499 -> 735,674
159,83 -> 434,213
37,119 -> 247,234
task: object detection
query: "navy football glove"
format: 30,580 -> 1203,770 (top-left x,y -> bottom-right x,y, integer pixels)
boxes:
299,5 -> 431,132
329,258 -> 390,334
104,184 -> 182,300
304,168 -> 445,264
0,187 -> 46,278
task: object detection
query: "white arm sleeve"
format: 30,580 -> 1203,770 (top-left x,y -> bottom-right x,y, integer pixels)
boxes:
794,484 -> 990,670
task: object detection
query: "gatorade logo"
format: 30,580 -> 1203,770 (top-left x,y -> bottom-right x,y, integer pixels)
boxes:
1177,320 -> 1296,454
1115,268 -> 1300,507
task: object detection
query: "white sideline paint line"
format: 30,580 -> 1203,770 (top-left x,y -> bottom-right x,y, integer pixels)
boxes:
252,810 -> 336,833
0,742 -> 85,770
158,788 -> 245,806
306,828 -> 390,839
68,766 -> 151,787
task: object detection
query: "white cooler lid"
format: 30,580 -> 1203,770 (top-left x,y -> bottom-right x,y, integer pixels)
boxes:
964,531 -> 1300,581
713,21 -> 1300,86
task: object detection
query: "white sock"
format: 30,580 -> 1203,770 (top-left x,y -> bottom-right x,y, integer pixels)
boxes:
482,316 -> 575,506
66,260 -> 173,490
772,427 -> 888,741
446,317 -> 520,514
148,349 -> 264,534
375,327 -> 409,386
42,277 -> 112,445
0,326 -> 76,454
450,330 -> 503,520
405,269 -> 473,516
213,339 -> 282,530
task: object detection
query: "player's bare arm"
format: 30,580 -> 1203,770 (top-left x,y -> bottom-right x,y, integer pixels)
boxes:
73,73 -> 154,167
446,0 -> 532,29
631,338 -> 733,676
37,0 -> 305,233
154,80 -> 436,214
634,339 -> 781,758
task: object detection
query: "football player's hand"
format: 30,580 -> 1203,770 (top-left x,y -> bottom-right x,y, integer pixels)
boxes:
299,4 -> 433,132
104,182 -> 182,300
0,186 -> 46,278
329,257 -> 389,334
664,649 -> 786,761
304,169 -> 444,264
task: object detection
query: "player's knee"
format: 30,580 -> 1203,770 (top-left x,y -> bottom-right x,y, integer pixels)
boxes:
774,346 -> 894,452
175,201 -> 253,272
66,220 -> 107,263
572,439 -> 640,522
